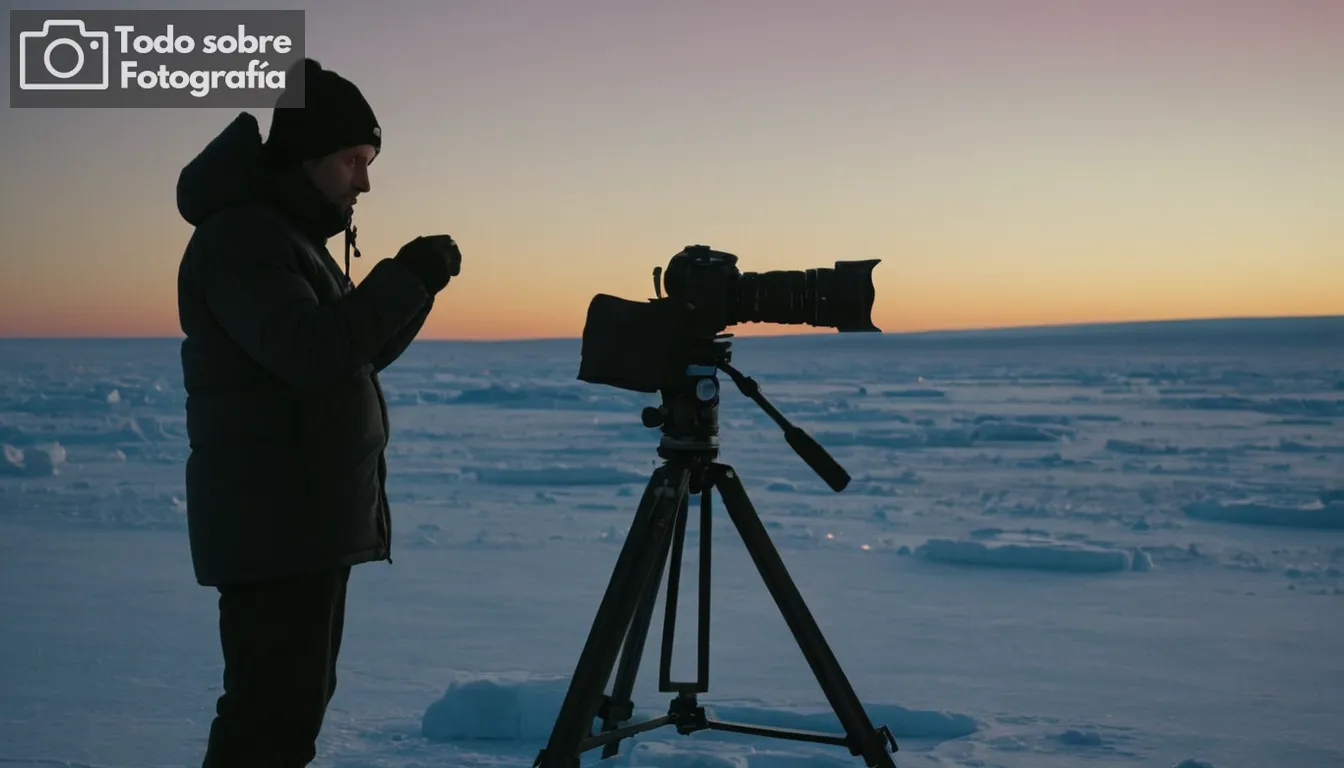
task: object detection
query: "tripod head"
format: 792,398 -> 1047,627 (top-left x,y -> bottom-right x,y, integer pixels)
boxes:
638,332 -> 852,493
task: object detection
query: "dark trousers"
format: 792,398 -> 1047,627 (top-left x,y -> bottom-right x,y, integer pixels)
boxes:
202,566 -> 352,767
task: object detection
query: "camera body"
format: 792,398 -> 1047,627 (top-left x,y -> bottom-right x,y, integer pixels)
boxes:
577,245 -> 881,394
18,19 -> 110,90
659,245 -> 741,339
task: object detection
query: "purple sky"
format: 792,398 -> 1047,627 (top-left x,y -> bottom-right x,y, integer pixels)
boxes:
2,0 -> 1340,338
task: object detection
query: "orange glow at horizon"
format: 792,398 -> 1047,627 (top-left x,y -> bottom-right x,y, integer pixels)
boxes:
1,286 -> 1338,341
2,0 -> 1341,340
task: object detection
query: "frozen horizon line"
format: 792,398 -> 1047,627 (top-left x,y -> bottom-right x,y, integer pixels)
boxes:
0,312 -> 1340,343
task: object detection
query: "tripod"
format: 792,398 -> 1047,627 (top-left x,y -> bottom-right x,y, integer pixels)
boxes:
534,335 -> 898,767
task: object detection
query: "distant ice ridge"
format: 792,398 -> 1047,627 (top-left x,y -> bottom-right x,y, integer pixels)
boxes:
815,420 -> 1072,450
393,382 -> 645,412
0,415 -> 178,447
916,530 -> 1153,573
1183,497 -> 1344,530
1160,395 -> 1344,418
421,672 -> 977,746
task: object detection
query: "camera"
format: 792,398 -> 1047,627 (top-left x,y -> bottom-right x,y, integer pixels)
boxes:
18,19 -> 110,91
577,245 -> 881,393
660,245 -> 880,337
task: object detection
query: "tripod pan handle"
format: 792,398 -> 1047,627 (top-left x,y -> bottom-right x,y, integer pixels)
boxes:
784,427 -> 850,492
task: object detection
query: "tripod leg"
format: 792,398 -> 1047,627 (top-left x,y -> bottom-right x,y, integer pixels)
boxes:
657,488 -> 711,693
599,491 -> 688,758
712,464 -> 897,768
656,485 -> 693,690
534,464 -> 692,768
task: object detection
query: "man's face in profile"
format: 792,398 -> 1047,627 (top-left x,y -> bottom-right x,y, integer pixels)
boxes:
303,144 -> 376,214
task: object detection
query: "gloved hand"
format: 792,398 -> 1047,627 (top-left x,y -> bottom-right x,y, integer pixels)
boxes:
393,234 -> 461,295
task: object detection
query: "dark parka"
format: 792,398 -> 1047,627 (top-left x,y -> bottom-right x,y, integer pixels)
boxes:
176,112 -> 432,587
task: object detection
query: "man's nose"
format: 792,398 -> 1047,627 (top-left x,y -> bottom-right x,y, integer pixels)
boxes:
354,166 -> 371,193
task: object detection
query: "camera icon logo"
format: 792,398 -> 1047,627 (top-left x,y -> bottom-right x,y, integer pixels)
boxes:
18,19 -> 110,90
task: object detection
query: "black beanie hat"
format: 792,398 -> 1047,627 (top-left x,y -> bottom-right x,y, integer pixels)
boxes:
264,58 -> 381,167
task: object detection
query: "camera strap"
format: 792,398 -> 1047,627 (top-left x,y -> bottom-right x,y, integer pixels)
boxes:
252,204 -> 356,297
344,224 -> 361,286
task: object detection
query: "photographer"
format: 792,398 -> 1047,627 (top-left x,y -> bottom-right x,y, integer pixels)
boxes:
174,57 -> 460,765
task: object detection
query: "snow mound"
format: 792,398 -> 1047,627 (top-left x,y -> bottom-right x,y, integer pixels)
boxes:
0,441 -> 66,476
1,443 -> 23,475
1055,727 -> 1105,746
421,674 -> 976,747
1183,498 -> 1344,530
917,533 -> 1144,573
422,673 -> 571,741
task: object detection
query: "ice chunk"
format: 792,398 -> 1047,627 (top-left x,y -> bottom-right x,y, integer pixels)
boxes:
917,537 -> 1135,573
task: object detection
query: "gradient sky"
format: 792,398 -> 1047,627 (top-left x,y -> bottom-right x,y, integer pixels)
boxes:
2,0 -> 1341,340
